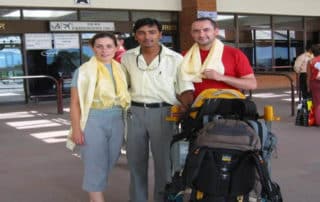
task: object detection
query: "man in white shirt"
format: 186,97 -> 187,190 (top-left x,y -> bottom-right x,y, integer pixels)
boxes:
294,49 -> 314,99
121,18 -> 194,202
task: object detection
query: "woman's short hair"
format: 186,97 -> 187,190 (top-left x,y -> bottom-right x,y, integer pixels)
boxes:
89,32 -> 118,47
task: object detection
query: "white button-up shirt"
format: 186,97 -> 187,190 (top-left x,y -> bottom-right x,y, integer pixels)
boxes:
121,44 -> 194,105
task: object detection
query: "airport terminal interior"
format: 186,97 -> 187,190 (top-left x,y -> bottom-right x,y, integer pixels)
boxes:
0,2 -> 319,104
1,1 -> 320,202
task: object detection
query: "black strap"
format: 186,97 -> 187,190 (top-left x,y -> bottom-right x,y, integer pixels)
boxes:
256,121 -> 263,146
170,105 -> 203,147
184,147 -> 209,187
251,152 -> 283,202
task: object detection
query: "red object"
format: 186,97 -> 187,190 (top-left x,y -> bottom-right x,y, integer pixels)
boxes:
192,46 -> 253,97
308,106 -> 315,126
114,47 -> 126,63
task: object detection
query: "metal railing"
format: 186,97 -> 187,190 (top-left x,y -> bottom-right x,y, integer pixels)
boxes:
254,71 -> 296,116
0,75 -> 63,114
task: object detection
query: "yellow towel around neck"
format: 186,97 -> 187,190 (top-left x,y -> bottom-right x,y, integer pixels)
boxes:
181,39 -> 225,82
93,58 -> 131,109
66,56 -> 130,151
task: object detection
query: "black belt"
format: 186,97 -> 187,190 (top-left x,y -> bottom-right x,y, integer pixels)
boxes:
131,101 -> 171,108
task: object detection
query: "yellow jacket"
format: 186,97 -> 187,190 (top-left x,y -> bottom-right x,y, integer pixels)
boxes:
66,57 -> 130,150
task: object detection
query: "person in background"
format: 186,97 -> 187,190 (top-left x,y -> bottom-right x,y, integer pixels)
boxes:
69,32 -> 130,202
121,18 -> 194,202
294,48 -> 314,99
308,44 -> 320,126
114,32 -> 127,63
179,17 -> 257,105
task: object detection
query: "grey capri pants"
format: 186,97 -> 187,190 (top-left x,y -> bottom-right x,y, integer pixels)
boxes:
81,107 -> 124,192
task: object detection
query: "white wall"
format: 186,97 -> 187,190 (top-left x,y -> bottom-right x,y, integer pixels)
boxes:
1,0 -> 320,16
0,0 -> 182,11
217,0 -> 320,16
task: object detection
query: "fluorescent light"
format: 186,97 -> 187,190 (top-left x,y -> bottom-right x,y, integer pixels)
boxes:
3,10 -> 20,17
23,10 -> 75,18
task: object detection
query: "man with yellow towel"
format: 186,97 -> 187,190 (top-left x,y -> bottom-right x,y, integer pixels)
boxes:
69,32 -> 130,202
180,17 -> 257,102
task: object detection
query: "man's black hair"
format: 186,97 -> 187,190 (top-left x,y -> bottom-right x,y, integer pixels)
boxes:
194,17 -> 218,28
133,18 -> 162,33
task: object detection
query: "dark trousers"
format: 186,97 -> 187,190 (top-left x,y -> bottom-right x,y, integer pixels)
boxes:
299,73 -> 309,99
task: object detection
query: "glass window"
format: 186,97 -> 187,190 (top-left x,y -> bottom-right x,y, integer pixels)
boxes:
81,33 -> 96,63
255,30 -> 273,69
273,16 -> 303,30
216,14 -> 234,29
273,29 -> 304,67
0,35 -> 24,102
290,30 -> 304,65
306,17 -> 320,49
23,9 -> 77,20
256,45 -> 272,69
306,17 -> 320,32
0,36 -> 23,75
132,11 -> 177,22
238,15 -> 271,70
274,30 -> 289,66
0,8 -> 20,20
239,15 -> 270,30
218,29 -> 235,46
216,14 -> 235,45
256,30 -> 272,40
239,30 -> 254,66
80,10 -> 129,21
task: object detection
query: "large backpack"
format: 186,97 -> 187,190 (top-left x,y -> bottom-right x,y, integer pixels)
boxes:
165,89 -> 281,202
182,119 -> 282,202
174,90 -> 277,166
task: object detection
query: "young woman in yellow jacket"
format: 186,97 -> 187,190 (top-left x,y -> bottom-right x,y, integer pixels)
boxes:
69,32 -> 130,202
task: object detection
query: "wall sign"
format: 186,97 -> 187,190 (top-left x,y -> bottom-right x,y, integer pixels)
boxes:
50,21 -> 115,32
25,33 -> 52,50
54,33 -> 79,49
197,11 -> 217,20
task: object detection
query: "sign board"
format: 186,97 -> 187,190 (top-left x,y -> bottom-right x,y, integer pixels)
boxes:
54,33 -> 79,49
197,11 -> 218,20
50,21 -> 115,32
25,33 -> 52,50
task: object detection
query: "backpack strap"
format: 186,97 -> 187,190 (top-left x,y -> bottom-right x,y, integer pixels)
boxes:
183,147 -> 211,187
251,152 -> 283,202
241,98 -> 259,120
